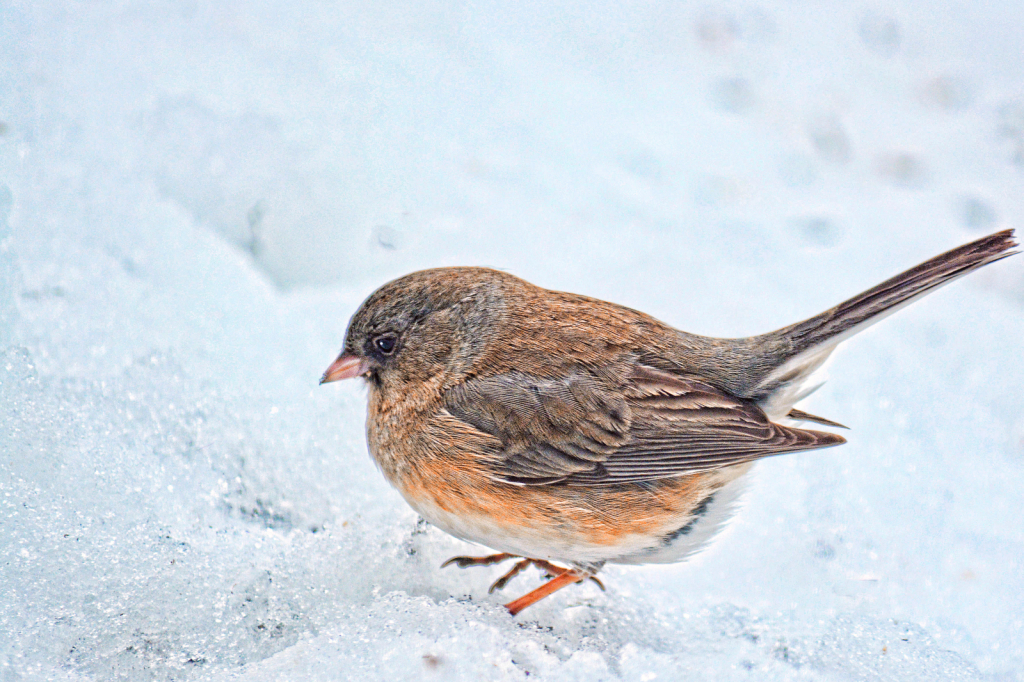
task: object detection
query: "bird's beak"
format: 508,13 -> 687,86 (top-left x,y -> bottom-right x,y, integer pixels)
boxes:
320,354 -> 369,384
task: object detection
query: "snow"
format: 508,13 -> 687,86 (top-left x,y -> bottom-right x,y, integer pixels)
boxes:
1,0 -> 1023,680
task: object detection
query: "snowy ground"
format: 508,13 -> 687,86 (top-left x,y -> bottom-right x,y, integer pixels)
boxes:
2,1 -> 1023,680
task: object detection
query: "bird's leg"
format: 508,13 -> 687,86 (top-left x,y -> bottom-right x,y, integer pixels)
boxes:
488,559 -> 532,593
504,567 -> 592,616
441,552 -> 518,569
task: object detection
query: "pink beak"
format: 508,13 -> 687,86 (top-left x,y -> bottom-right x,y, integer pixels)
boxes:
320,354 -> 369,384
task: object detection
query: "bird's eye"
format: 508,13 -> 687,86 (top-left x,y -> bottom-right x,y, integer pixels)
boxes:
374,334 -> 398,355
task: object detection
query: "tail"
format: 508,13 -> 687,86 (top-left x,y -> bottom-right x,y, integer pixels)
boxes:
749,229 -> 1018,416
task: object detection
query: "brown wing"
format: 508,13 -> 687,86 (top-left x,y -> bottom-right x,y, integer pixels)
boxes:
443,364 -> 845,485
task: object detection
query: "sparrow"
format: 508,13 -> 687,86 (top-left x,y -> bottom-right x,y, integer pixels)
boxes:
321,230 -> 1017,615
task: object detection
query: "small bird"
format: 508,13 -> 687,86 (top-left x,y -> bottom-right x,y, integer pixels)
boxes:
321,230 -> 1017,615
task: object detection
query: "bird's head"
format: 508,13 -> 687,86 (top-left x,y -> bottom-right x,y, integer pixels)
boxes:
320,267 -> 511,392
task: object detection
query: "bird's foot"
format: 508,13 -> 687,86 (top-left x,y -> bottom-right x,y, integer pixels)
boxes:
440,552 -> 519,569
441,553 -> 605,614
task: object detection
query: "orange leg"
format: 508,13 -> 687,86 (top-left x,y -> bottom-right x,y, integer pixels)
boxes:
504,567 -> 591,616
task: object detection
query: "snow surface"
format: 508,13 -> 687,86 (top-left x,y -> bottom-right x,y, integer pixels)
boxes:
2,1 -> 1024,680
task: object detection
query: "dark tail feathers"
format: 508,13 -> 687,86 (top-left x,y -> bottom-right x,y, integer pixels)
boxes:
749,229 -> 1017,402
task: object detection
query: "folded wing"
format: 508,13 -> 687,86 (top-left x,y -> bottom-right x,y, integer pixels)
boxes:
443,364 -> 845,486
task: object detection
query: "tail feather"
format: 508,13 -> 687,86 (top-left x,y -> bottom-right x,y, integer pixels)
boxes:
751,229 -> 1017,414
775,230 -> 1016,355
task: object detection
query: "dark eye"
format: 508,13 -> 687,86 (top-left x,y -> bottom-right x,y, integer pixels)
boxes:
373,334 -> 398,355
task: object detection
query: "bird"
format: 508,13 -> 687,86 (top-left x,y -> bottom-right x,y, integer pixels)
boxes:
320,230 -> 1017,616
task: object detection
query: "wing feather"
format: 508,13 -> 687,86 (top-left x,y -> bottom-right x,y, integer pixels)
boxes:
443,364 -> 845,486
